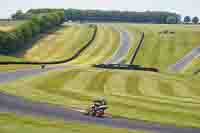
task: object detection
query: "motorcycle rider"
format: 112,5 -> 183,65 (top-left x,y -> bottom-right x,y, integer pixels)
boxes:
91,97 -> 108,114
41,65 -> 45,69
85,97 -> 108,117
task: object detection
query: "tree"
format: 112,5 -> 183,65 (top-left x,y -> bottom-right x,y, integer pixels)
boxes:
12,10 -> 25,20
192,16 -> 199,24
184,16 -> 191,23
29,21 -> 40,36
0,32 -> 9,53
166,16 -> 177,24
0,11 -> 65,54
7,32 -> 18,52
16,10 -> 23,16
25,8 -> 181,24
14,28 -> 25,45
18,23 -> 33,42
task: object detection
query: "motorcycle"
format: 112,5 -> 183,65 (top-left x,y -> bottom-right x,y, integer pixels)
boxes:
84,105 -> 107,117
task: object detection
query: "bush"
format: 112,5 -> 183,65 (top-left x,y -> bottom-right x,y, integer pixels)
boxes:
0,11 -> 65,54
192,16 -> 199,24
184,16 -> 191,23
166,16 -> 178,24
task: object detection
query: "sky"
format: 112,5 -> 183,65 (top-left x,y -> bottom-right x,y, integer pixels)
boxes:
0,0 -> 199,19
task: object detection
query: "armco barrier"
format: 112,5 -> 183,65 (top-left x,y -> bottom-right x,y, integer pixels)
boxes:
130,32 -> 144,65
94,64 -> 159,73
0,25 -> 97,65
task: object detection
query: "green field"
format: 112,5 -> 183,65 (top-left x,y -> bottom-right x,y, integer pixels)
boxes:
24,24 -> 95,62
1,67 -> 200,128
0,113 -> 144,133
2,23 -> 200,72
24,24 -> 120,64
124,24 -> 200,71
69,24 -> 120,65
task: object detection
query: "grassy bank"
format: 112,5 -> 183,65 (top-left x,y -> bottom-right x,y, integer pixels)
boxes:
69,24 -> 120,64
125,24 -> 200,72
0,67 -> 200,128
24,24 -> 94,62
0,113 -> 145,133
0,24 -> 95,72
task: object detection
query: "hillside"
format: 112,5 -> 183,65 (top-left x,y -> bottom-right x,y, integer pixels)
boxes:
0,67 -> 200,127
69,25 -> 120,65
0,23 -> 200,131
0,23 -> 120,64
0,24 -> 121,72
0,23 -> 95,62
23,24 -> 94,62
125,24 -> 200,71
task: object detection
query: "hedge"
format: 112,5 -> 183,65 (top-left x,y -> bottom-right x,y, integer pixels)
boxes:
0,11 -> 65,54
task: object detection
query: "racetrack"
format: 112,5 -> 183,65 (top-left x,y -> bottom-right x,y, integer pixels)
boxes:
104,29 -> 130,64
0,26 -> 200,133
0,65 -> 65,84
0,92 -> 200,133
168,46 -> 200,72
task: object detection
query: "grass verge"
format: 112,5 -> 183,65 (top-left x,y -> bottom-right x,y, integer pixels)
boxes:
0,113 -> 145,133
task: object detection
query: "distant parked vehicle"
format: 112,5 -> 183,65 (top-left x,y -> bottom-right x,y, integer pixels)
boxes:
159,30 -> 175,34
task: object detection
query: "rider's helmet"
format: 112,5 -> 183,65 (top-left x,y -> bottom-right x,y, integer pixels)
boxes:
93,97 -> 107,105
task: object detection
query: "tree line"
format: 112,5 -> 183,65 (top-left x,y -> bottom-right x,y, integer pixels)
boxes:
64,9 -> 181,24
184,16 -> 199,24
12,8 -> 181,24
0,11 -> 65,54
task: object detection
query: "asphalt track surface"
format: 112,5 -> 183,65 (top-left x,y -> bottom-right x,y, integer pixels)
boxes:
104,29 -> 130,64
0,64 -> 68,84
168,46 -> 200,72
0,92 -> 200,133
0,66 -> 57,84
0,29 -> 200,133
